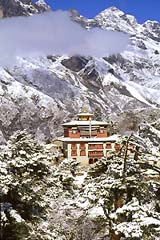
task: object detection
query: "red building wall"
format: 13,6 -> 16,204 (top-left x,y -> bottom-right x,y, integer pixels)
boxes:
88,151 -> 104,157
64,128 -> 69,137
68,129 -> 80,138
88,144 -> 103,150
71,142 -> 77,156
65,127 -> 108,138
97,129 -> 108,138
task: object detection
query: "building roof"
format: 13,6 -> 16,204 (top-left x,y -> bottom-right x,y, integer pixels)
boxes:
60,134 -> 120,142
45,143 -> 58,149
62,120 -> 109,126
77,112 -> 93,116
105,134 -> 121,141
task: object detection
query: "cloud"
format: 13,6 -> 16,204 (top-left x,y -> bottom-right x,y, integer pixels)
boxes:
0,11 -> 129,67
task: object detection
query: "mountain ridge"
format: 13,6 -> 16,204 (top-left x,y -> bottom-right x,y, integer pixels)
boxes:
0,0 -> 160,141
0,0 -> 50,18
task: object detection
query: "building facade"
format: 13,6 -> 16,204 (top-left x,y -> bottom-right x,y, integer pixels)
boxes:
61,111 -> 120,165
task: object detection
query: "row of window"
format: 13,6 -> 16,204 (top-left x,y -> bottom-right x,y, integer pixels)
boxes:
88,151 -> 104,157
71,143 -> 85,149
71,143 -> 112,149
71,150 -> 104,157
89,158 -> 98,164
71,150 -> 86,156
71,127 -> 105,134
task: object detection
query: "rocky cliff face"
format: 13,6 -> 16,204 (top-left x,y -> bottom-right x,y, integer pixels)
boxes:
0,0 -> 50,18
0,1 -> 160,141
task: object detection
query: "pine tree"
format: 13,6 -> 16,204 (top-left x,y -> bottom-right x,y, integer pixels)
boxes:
0,130 -> 52,240
85,150 -> 160,239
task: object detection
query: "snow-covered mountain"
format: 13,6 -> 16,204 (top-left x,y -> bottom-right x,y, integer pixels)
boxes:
0,1 -> 160,141
0,0 -> 50,18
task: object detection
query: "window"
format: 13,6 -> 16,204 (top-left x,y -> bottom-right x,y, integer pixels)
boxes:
88,144 -> 95,150
71,143 -> 77,149
80,143 -> 85,149
88,151 -> 104,157
80,150 -> 86,156
89,159 -> 94,164
100,127 -> 104,133
97,144 -> 103,149
71,150 -> 77,156
106,143 -> 112,149
72,127 -> 77,134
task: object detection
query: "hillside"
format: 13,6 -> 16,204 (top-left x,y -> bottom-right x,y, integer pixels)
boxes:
0,0 -> 160,141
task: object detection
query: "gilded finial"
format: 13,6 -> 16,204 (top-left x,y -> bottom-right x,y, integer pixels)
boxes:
82,106 -> 87,113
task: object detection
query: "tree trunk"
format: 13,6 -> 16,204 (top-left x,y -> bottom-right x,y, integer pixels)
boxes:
110,228 -> 122,240
122,134 -> 133,180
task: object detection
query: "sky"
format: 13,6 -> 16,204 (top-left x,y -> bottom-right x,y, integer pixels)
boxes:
42,0 -> 160,23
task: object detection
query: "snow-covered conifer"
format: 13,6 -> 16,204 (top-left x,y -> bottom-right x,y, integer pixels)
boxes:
0,130 -> 53,239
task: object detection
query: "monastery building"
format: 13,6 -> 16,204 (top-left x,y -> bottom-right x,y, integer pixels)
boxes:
61,110 -> 120,165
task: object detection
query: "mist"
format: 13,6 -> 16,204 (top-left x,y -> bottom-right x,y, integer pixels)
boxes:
0,11 -> 129,66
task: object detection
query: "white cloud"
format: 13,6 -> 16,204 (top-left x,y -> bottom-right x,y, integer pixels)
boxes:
0,11 -> 129,66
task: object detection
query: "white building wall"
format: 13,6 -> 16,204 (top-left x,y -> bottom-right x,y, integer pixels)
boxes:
103,143 -> 106,157
112,142 -> 115,150
77,143 -> 80,158
77,156 -> 88,166
67,143 -> 72,159
76,143 -> 88,166
66,141 -> 117,164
